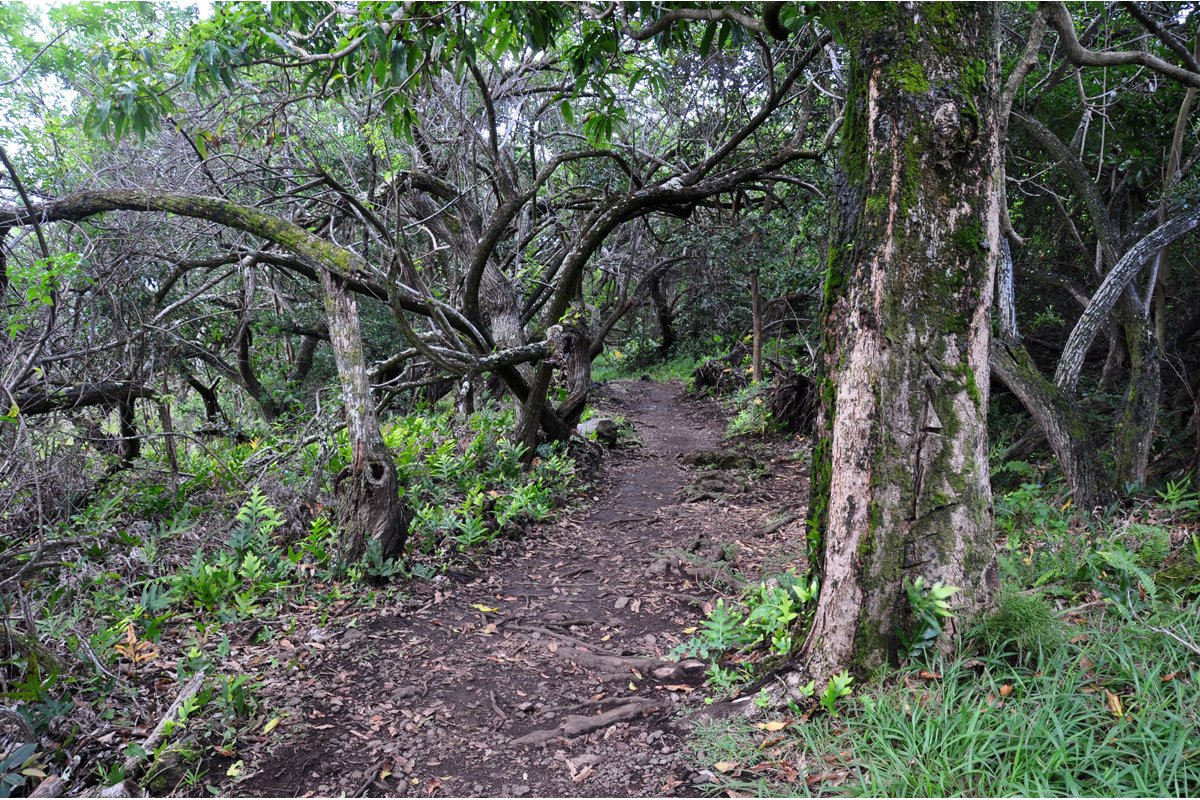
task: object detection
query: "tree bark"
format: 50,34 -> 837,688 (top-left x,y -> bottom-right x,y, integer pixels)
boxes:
750,272 -> 763,383
799,3 -> 1001,683
1054,206 -> 1200,393
321,270 -> 409,562
1113,318 -> 1160,488
989,339 -> 1115,510
649,271 -> 676,360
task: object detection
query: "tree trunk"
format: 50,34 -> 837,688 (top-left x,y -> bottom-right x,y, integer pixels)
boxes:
183,374 -> 225,424
750,272 -> 763,383
320,269 -> 409,562
649,271 -> 675,360
1113,317 -> 1160,488
117,394 -> 140,466
989,339 -> 1115,510
799,3 -> 1001,684
555,304 -> 596,428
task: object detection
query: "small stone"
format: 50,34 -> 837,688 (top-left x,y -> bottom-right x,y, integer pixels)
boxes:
614,597 -> 630,610
577,417 -> 619,446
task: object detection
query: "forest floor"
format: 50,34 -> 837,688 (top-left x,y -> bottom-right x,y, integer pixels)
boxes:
216,379 -> 811,798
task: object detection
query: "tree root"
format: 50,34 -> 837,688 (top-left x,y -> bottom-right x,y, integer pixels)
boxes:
510,699 -> 659,747
553,646 -> 706,682
646,554 -> 742,589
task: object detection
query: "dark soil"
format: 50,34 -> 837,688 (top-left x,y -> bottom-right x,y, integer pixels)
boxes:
221,380 -> 810,798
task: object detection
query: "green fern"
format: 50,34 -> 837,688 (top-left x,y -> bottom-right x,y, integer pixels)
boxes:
1097,543 -> 1156,599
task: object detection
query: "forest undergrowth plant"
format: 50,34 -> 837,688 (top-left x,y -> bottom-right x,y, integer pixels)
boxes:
677,571 -> 819,692
898,577 -> 960,661
696,609 -> 1200,798
725,383 -> 775,438
972,589 -> 1063,662
332,406 -> 577,560
690,480 -> 1200,797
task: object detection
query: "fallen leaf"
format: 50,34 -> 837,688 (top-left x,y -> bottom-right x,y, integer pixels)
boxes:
1105,689 -> 1124,718
628,681 -> 638,691
479,623 -> 498,635
262,717 -> 281,734
682,626 -> 698,634
713,761 -> 740,773
662,684 -> 694,693
572,765 -> 595,784
918,670 -> 942,680
471,603 -> 499,613
754,720 -> 788,732
1162,673 -> 1178,682
226,760 -> 244,778
999,684 -> 1013,698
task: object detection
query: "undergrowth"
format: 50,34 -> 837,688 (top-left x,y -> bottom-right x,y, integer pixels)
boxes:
689,476 -> 1200,797
0,401 -> 579,795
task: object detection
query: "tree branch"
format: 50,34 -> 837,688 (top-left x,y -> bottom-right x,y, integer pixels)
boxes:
1043,1 -> 1200,89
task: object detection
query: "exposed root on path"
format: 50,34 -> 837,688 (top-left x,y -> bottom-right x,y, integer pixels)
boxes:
511,699 -> 661,747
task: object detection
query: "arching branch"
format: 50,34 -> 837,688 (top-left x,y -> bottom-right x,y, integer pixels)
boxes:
1055,206 -> 1200,392
1043,1 -> 1200,89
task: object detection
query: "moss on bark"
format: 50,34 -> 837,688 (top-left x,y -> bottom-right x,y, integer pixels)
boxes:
801,2 -> 1001,679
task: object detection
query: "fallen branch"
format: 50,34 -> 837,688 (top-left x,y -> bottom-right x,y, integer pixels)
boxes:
755,512 -> 799,537
121,669 -> 207,778
29,776 -> 68,797
552,646 -> 706,682
1147,625 -> 1200,657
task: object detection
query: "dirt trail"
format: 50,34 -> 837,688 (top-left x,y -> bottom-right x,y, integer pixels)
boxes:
227,380 -> 809,798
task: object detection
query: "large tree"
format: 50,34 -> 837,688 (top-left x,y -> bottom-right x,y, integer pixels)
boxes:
795,3 -> 1003,682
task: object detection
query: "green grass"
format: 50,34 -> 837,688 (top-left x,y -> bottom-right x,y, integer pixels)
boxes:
592,351 -> 700,383
695,604 -> 1200,797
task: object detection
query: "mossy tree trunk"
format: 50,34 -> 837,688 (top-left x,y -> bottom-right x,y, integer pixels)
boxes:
321,269 -> 409,562
798,3 -> 1001,683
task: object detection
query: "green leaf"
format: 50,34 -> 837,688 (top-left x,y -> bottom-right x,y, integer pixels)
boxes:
698,20 -> 717,56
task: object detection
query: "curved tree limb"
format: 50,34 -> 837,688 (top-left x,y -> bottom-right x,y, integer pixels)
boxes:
1043,1 -> 1200,89
1055,205 -> 1200,392
1012,112 -> 1121,267
1119,2 -> 1200,75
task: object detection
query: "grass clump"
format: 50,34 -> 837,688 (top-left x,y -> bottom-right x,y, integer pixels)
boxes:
974,588 -> 1064,661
